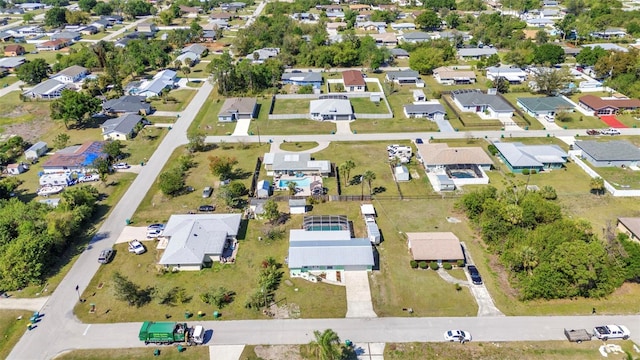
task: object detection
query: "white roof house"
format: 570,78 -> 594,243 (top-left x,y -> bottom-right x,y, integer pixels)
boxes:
486,66 -> 527,83
309,98 -> 354,121
457,47 -> 497,59
494,142 -> 567,173
395,165 -> 410,181
263,152 -> 331,176
23,79 -> 68,100
158,214 -> 241,271
129,69 -> 177,98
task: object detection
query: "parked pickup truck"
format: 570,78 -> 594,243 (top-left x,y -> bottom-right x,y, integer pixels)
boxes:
593,325 -> 631,340
565,328 -> 592,343
139,321 -> 204,345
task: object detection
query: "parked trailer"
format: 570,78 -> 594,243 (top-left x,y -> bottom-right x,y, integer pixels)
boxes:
564,328 -> 592,343
138,322 -> 204,345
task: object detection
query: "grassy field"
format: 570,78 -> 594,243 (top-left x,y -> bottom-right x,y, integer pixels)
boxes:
271,99 -> 309,115
149,90 -> 197,112
0,92 -> 51,130
55,346 -> 210,360
385,341 -> 639,360
188,86 -> 236,136
350,97 -> 389,115
279,141 -> 319,151
249,102 -> 336,136
350,117 -> 440,134
0,310 -> 32,360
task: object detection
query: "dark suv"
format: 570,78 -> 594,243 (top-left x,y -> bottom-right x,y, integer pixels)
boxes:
467,265 -> 483,285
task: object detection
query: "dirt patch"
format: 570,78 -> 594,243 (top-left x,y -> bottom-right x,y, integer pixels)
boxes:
254,345 -> 303,360
2,117 -> 53,143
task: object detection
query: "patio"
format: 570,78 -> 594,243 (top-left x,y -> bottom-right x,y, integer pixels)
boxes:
274,175 -> 323,196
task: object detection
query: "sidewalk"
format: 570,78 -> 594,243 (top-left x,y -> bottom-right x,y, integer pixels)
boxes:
0,297 -> 49,312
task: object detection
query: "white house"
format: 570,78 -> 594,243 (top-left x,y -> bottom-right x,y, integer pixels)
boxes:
255,180 -> 271,198
486,66 -> 527,84
309,98 -> 354,121
158,214 -> 242,271
129,69 -> 177,98
403,103 -> 446,121
100,113 -> 143,140
51,65 -> 89,84
451,89 -> 514,119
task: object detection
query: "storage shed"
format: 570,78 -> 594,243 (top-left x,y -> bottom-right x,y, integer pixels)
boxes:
289,199 -> 307,214
25,141 -> 48,161
256,179 -> 271,198
395,165 -> 410,182
366,221 -> 381,245
7,163 -> 26,175
436,174 -> 455,191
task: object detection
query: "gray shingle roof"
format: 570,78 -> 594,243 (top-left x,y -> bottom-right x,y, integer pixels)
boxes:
457,47 -> 497,57
404,103 -> 445,115
574,140 -> 640,161
517,96 -> 573,113
101,113 -> 142,136
281,72 -> 323,82
182,43 -> 207,56
26,79 -> 67,96
386,70 -> 419,80
452,90 -> 513,112
288,229 -> 374,268
103,95 -> 151,114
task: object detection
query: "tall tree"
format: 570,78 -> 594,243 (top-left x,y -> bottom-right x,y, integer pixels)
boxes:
533,43 -> 565,65
339,160 -> 356,187
415,10 -> 441,30
50,90 -> 101,129
263,199 -> 279,223
590,177 -> 605,195
44,7 -> 68,27
78,0 -> 97,12
307,329 -> 343,360
158,167 -> 185,196
363,170 -> 376,195
208,155 -> 238,180
16,58 -> 49,85
530,67 -> 571,96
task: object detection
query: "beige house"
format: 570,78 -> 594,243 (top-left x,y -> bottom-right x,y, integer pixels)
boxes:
617,218 -> 640,243
407,232 -> 464,264
415,143 -> 493,170
433,66 -> 477,85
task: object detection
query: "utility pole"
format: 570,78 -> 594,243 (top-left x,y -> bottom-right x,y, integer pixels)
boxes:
75,285 -> 81,302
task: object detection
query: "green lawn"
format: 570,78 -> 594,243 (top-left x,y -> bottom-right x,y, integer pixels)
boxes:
279,141 -> 319,151
188,86 -> 236,136
150,90 -> 197,112
249,99 -> 336,135
613,114 -> 640,128
350,97 -> 389,115
55,346 -> 210,360
585,162 -> 640,190
0,92 -> 52,130
350,118 -> 440,134
271,99 -> 309,115
0,310 -> 32,360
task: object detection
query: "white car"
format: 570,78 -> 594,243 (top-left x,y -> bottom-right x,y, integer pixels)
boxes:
128,240 -> 146,255
593,325 -> 630,340
147,223 -> 165,231
78,174 -> 100,183
113,162 -> 130,169
601,128 -> 621,135
444,330 -> 472,342
146,229 -> 163,238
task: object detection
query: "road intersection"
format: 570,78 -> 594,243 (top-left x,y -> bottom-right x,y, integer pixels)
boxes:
6,80 -> 640,359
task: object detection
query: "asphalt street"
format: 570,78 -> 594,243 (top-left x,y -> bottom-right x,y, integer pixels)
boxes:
7,81 -> 214,360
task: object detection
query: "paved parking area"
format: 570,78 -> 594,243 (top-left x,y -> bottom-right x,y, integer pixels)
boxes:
114,226 -> 149,244
209,345 -> 245,360
345,271 -> 377,318
354,342 -> 385,360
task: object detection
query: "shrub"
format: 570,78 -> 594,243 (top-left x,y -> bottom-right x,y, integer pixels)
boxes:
410,260 -> 418,269
531,169 -> 537,174
443,262 -> 452,270
455,283 -> 462,291
418,261 -> 428,269
457,259 -> 465,267
522,169 -> 530,175
487,144 -> 498,156
429,261 -> 439,270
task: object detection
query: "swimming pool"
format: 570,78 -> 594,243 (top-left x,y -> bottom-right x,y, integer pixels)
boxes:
449,171 -> 477,179
278,177 -> 311,188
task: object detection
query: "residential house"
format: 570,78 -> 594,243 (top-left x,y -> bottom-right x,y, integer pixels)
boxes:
2,7 -> 24,15
617,218 -> 640,243
249,198 -> 266,219
578,95 -> 640,115
433,66 -> 476,85
91,19 -> 111,30
591,27 -> 627,39
51,65 -> 88,84
437,30 -> 471,42
309,98 -> 354,121
0,31 -> 14,42
517,96 -> 574,117
158,214 -> 242,271
356,21 -> 385,31
573,140 -> 640,167
457,47 -> 497,60
79,25 -> 99,36
218,97 -> 257,122
281,71 -> 323,90
3,44 -> 24,56
540,8 -> 561,19
292,13 -> 315,22
128,69 -> 177,98
246,48 -> 279,64
0,57 -> 25,71
349,4 -> 371,11
401,31 -> 433,43
289,199 -> 307,214
36,39 -> 67,51
403,103 -> 446,121
342,70 -> 366,92
100,15 -> 124,25
385,70 -> 423,86
179,5 -> 202,18
288,216 -> 374,280
407,232 -> 464,264
581,43 -> 628,53
201,30 -> 217,42
23,79 -> 68,99
486,66 -> 527,83
7,163 -> 26,175
389,48 -> 409,59
25,141 -> 48,161
371,33 -> 398,46
101,113 -> 144,140
325,10 -> 345,19
326,22 -> 346,35
221,2 -> 246,11
494,142 -> 568,173
19,3 -> 45,11
391,22 -> 416,31
210,12 -> 235,21
413,89 -> 426,102
416,143 -> 493,171
41,141 -> 106,174
8,25 -> 43,36
263,152 -> 331,177
137,22 -> 158,33
451,89 -> 514,119
51,31 -> 81,42
102,95 -> 152,116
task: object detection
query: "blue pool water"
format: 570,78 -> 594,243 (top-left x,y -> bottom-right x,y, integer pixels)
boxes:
450,171 -> 476,179
279,177 -> 311,188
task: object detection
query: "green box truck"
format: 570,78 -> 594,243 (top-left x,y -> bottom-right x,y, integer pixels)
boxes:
138,322 -> 205,345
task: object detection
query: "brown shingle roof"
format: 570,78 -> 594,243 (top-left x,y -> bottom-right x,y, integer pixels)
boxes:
407,232 -> 464,261
618,217 -> 640,237
416,143 -> 493,166
4,44 -> 22,52
579,95 -> 640,111
342,70 -> 365,87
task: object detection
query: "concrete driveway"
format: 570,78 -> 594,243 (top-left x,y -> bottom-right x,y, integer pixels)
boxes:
114,226 -> 149,244
344,271 -> 377,318
209,345 -> 245,360
461,243 -> 503,317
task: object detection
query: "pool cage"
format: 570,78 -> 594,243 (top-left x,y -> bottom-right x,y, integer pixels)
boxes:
303,215 -> 350,232
444,164 -> 483,178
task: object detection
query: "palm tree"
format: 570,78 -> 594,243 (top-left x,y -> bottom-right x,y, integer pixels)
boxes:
590,177 -> 605,195
308,329 -> 342,360
339,160 -> 356,187
363,170 -> 376,195
181,66 -> 191,83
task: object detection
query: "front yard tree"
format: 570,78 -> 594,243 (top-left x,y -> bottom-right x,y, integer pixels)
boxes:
415,10 -> 441,30
533,43 -> 565,65
409,47 -> 445,74
590,177 -> 605,195
339,160 -> 356,187
22,13 -> 34,23
112,272 -> 154,307
208,155 -> 238,180
181,66 -> 191,82
52,133 -> 70,150
44,7 -> 68,28
158,167 -> 185,196
17,58 -> 50,85
263,199 -> 279,223
530,67 -> 571,96
307,329 -> 343,360
102,140 -> 123,161
187,131 -> 205,153
123,0 -> 152,19
363,170 -> 376,195
93,2 -> 113,15
50,90 -> 102,129
78,0 -> 97,12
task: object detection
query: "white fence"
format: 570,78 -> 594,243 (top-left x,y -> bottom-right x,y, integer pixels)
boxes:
570,151 -> 640,197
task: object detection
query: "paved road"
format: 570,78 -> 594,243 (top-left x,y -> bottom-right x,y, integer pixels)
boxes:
101,17 -> 151,42
7,81 -> 214,360
0,80 -> 23,97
